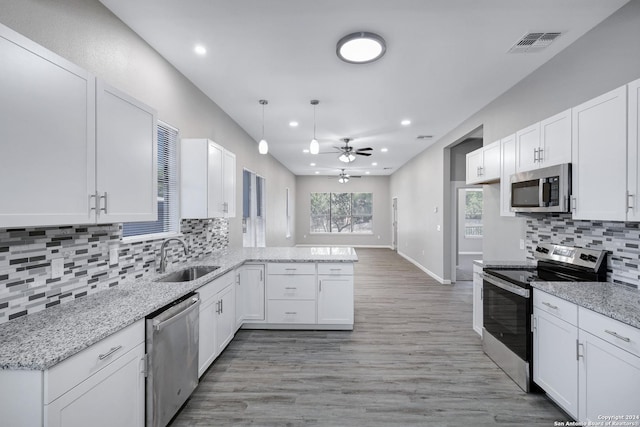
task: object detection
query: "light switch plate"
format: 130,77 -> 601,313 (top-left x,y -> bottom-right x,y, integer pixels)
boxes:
51,258 -> 64,279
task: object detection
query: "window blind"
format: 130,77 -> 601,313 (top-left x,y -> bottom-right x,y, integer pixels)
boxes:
122,121 -> 179,238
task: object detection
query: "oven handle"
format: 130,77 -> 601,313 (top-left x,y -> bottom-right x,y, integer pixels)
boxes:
482,273 -> 530,298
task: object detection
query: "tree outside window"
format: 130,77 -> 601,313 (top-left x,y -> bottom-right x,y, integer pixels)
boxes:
310,192 -> 373,233
464,189 -> 483,238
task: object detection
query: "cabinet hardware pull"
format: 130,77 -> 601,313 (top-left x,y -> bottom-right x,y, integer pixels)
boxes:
576,340 -> 583,360
260,269 -> 263,281
533,147 -> 538,162
538,147 -> 544,162
99,192 -> 108,213
221,299 -> 223,313
605,329 -> 631,342
627,192 -> 634,212
284,312 -> 297,315
330,268 -> 341,272
571,196 -> 577,213
98,345 -> 122,360
542,301 -> 558,310
284,287 -> 297,290
319,280 -> 322,292
89,193 -> 98,212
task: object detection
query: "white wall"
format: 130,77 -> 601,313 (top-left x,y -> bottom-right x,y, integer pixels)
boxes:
295,175 -> 391,247
0,0 -> 296,248
392,0 -> 640,280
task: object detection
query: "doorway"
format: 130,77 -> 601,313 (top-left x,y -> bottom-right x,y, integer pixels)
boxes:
455,187 -> 483,281
392,197 -> 398,251
243,169 -> 266,247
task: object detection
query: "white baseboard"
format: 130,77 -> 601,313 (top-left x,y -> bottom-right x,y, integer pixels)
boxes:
459,251 -> 483,256
397,250 -> 452,284
295,244 -> 393,249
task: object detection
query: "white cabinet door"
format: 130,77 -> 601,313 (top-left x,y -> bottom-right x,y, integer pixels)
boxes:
240,265 -> 265,323
578,329 -> 640,422
627,78 -> 640,222
0,25 -> 96,227
317,276 -> 354,325
235,271 -> 245,329
466,149 -> 483,184
482,140 -> 501,181
515,123 -> 541,172
198,295 -> 218,378
45,343 -> 145,427
533,309 -> 578,418
540,109 -> 572,168
500,134 -> 516,217
216,283 -> 236,354
223,150 -> 236,218
572,85 -> 627,221
472,263 -> 483,336
96,81 -> 157,223
207,141 -> 225,218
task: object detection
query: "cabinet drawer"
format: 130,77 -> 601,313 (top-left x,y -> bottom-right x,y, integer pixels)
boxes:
533,290 -> 578,326
579,307 -> 640,357
268,263 -> 316,275
267,300 -> 316,324
268,275 -> 316,300
45,319 -> 145,404
317,263 -> 353,275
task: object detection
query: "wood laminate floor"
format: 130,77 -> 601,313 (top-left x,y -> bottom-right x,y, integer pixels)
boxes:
172,248 -> 565,426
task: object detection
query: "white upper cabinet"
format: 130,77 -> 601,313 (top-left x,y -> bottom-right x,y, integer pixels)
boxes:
466,140 -> 501,185
0,24 -> 157,228
500,134 -> 516,217
572,85 -> 627,221
181,138 -> 236,219
96,81 -> 157,223
0,24 -> 96,227
515,109 -> 571,173
627,78 -> 640,222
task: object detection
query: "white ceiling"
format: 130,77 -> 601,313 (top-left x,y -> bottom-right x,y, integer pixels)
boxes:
98,0 -> 628,177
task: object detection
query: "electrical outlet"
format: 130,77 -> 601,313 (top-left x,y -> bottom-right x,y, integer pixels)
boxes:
520,239 -> 525,250
109,247 -> 119,265
434,206 -> 438,213
51,258 -> 64,279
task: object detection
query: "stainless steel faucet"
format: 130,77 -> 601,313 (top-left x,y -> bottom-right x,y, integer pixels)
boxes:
159,237 -> 188,273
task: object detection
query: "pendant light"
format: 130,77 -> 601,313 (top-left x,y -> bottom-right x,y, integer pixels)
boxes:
309,99 -> 320,155
258,99 -> 268,155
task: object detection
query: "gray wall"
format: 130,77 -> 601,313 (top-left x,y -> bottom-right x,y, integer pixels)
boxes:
295,176 -> 391,247
391,0 -> 640,281
0,0 -> 296,248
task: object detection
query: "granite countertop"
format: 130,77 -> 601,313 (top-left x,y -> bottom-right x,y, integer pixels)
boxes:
0,247 -> 358,371
475,259 -> 537,269
531,281 -> 640,330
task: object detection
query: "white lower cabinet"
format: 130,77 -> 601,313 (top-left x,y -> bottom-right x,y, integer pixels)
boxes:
318,263 -> 354,326
472,263 -> 483,336
267,263 -> 317,325
236,264 -> 265,329
216,282 -> 236,354
533,289 -> 640,421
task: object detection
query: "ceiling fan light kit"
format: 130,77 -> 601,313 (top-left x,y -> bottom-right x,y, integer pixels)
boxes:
337,32 -> 386,64
258,99 -> 269,155
310,99 -> 320,155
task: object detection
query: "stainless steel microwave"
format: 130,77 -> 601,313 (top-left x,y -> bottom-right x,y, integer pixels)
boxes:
510,163 -> 571,213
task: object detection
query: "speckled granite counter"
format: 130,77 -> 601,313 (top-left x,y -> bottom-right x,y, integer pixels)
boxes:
0,247 -> 358,370
531,281 -> 640,330
473,259 -> 536,269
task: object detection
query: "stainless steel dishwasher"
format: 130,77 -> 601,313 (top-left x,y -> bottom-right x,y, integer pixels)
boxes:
146,292 -> 200,427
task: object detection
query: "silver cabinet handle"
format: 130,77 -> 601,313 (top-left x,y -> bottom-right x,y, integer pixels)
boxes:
576,340 -> 584,360
98,345 -> 122,360
533,147 -> 539,162
538,147 -> 544,162
260,269 -> 263,282
542,301 -> 558,310
100,192 -> 108,213
571,196 -> 577,213
284,287 -> 297,290
627,192 -> 634,213
319,280 -> 322,292
605,329 -> 631,342
89,193 -> 97,212
284,312 -> 297,315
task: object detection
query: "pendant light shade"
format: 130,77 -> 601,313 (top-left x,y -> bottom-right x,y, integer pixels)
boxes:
339,153 -> 356,163
309,100 -> 320,155
258,99 -> 268,155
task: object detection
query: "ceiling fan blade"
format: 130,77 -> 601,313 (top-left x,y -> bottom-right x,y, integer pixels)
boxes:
356,147 -> 373,151
356,152 -> 372,156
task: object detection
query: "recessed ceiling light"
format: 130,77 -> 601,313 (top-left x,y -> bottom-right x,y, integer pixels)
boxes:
337,32 -> 386,64
365,171 -> 370,175
194,45 -> 207,56
303,149 -> 309,153
289,121 -> 299,127
310,163 -> 316,167
401,119 -> 411,126
372,162 -> 378,166
381,148 -> 388,153
315,171 -> 320,174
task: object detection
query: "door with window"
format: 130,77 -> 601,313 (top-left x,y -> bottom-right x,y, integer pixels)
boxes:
243,169 -> 265,247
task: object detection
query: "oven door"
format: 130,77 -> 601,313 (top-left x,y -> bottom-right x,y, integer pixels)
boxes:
482,275 -> 531,361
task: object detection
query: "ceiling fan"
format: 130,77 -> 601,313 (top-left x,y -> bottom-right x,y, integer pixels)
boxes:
321,138 -> 373,163
330,169 -> 362,184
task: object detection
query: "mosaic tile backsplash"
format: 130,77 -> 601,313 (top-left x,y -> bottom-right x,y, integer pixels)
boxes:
0,218 -> 228,324
525,214 -> 640,289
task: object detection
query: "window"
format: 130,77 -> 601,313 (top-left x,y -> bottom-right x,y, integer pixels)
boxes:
464,188 -> 483,238
310,192 -> 373,233
243,169 -> 266,247
122,121 -> 179,238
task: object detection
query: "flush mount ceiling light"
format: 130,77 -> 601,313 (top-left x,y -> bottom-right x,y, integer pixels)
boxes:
309,100 -> 320,155
337,32 -> 386,64
258,99 -> 268,155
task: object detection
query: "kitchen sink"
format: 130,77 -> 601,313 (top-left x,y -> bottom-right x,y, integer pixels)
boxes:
155,266 -> 220,283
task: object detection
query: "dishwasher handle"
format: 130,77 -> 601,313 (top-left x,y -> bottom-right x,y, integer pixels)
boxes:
153,294 -> 200,332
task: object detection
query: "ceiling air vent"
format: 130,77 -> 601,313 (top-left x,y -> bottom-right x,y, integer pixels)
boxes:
508,32 -> 562,54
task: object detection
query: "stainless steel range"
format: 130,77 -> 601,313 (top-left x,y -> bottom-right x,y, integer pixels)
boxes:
481,243 -> 607,392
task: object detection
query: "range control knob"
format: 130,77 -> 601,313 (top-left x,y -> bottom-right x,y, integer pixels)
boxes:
536,246 -> 549,254
580,253 -> 589,261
